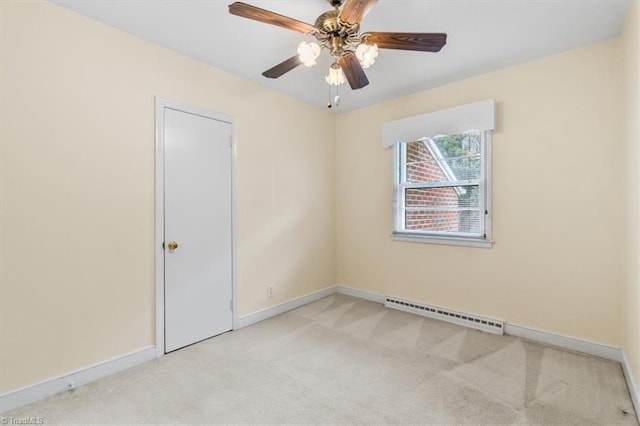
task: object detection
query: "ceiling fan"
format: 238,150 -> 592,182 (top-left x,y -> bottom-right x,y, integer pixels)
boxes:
228,0 -> 447,106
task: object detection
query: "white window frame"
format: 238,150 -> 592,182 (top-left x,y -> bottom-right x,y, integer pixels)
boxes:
392,131 -> 493,248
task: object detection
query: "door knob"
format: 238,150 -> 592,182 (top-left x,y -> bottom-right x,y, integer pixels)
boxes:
167,241 -> 179,250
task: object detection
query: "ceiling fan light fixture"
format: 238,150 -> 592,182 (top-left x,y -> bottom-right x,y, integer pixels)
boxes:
355,43 -> 378,69
228,0 -> 448,101
297,41 -> 321,67
325,63 -> 346,86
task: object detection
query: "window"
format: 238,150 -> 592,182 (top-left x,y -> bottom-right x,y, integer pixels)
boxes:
393,131 -> 491,247
383,100 -> 495,248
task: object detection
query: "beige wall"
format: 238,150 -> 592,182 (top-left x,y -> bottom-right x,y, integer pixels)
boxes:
623,0 -> 640,387
0,1 -> 335,393
336,39 -> 625,346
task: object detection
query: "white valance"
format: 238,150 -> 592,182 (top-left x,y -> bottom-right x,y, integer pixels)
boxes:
382,99 -> 496,149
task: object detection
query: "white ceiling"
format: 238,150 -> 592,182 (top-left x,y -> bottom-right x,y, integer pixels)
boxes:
50,0 -> 628,113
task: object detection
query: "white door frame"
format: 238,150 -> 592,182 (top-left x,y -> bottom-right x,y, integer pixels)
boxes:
154,97 -> 238,358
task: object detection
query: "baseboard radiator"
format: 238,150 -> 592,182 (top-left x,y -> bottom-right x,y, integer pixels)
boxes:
385,296 -> 504,335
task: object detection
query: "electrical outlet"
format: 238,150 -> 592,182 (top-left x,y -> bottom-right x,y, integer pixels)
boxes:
267,286 -> 274,298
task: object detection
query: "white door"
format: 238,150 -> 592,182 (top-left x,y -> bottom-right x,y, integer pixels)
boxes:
164,107 -> 233,353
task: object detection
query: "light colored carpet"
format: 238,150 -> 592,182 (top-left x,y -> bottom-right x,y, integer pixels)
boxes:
3,294 -> 638,424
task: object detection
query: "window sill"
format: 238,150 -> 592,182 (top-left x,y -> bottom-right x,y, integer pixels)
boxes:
391,232 -> 493,248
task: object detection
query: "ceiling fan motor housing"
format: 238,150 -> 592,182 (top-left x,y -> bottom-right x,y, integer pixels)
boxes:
314,9 -> 360,57
315,10 -> 341,34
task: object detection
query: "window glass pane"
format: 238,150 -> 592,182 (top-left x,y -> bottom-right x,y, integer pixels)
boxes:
404,186 -> 482,234
395,129 -> 489,243
405,133 -> 481,184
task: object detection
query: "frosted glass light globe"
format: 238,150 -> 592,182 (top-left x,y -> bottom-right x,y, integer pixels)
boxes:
355,43 -> 379,69
325,66 -> 346,86
297,42 -> 321,67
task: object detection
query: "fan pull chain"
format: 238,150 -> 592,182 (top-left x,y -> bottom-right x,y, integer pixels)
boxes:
327,83 -> 341,109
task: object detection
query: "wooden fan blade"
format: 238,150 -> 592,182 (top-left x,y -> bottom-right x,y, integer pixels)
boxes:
365,32 -> 447,52
339,0 -> 378,25
262,55 -> 302,79
229,2 -> 316,34
338,52 -> 369,90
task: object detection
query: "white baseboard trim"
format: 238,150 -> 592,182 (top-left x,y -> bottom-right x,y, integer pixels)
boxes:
332,287 -> 624,363
235,285 -> 386,329
336,285 -> 385,304
235,285 -> 337,329
0,346 -> 156,414
504,323 -> 622,362
237,285 -> 636,414
622,349 -> 640,417
2,285 -> 342,413
4,287 -> 635,417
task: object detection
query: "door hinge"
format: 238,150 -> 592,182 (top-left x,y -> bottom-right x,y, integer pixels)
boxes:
229,136 -> 233,148
229,299 -> 233,311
